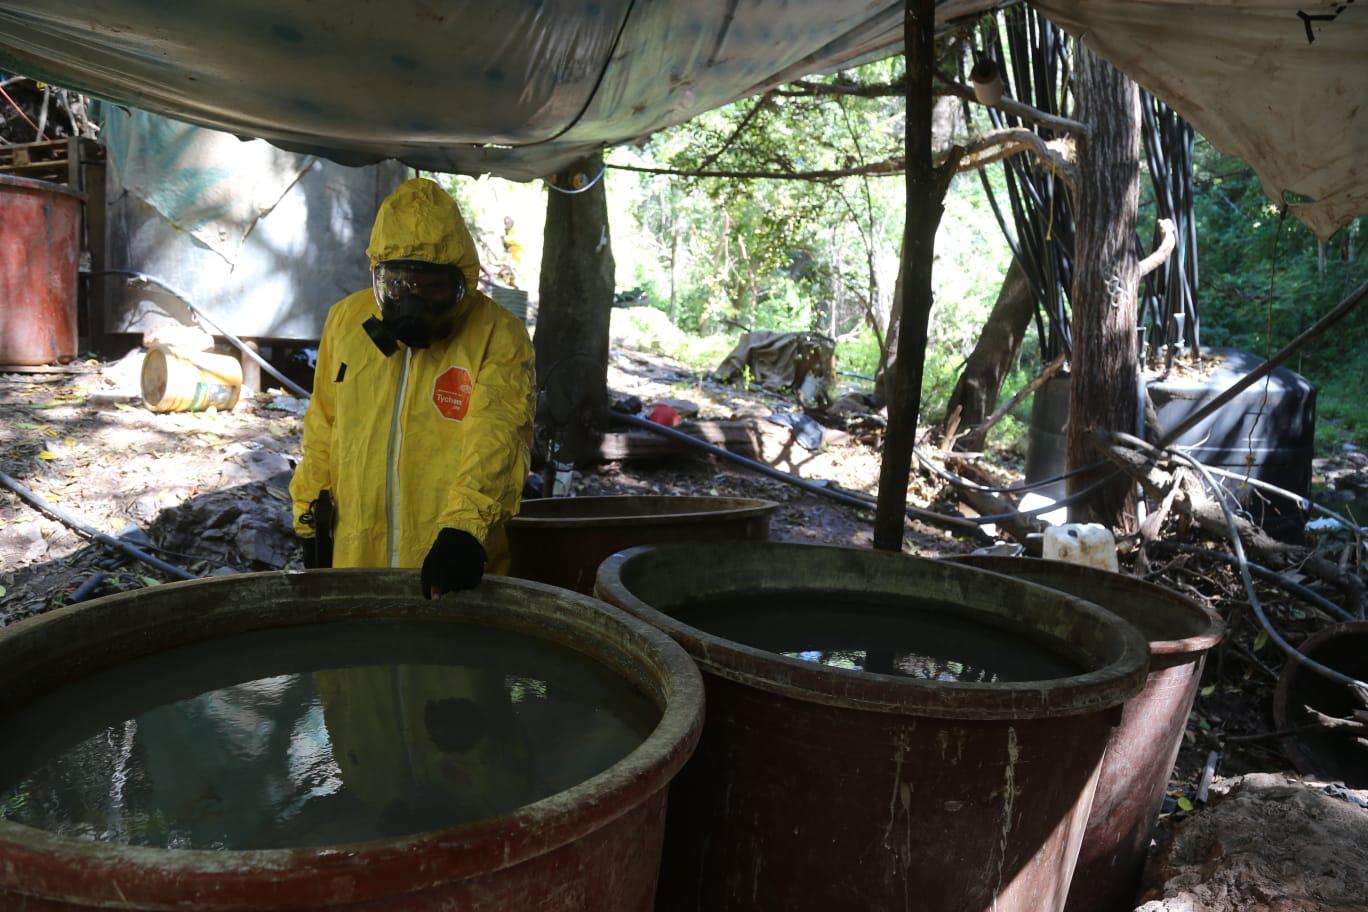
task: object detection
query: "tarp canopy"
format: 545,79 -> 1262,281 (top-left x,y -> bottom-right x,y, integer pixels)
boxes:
1034,0 -> 1366,239
0,0 -> 995,181
0,1 -> 1362,235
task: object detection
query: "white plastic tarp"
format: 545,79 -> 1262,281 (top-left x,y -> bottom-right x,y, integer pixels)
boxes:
100,107 -> 313,263
0,0 -> 994,180
1033,0 -> 1366,239
0,1 -> 1362,236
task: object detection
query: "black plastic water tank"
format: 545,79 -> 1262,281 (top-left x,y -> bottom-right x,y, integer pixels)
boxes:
1022,349 -> 1316,538
1023,373 -> 1072,500
1147,347 -> 1316,537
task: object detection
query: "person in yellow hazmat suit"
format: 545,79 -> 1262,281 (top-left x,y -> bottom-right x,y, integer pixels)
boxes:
290,177 -> 535,596
289,179 -> 536,832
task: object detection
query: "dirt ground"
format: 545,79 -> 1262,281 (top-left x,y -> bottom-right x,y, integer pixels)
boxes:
2,342 -> 1366,910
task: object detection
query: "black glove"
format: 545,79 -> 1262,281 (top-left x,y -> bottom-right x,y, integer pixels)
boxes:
299,535 -> 321,569
300,491 -> 333,569
421,528 -> 486,598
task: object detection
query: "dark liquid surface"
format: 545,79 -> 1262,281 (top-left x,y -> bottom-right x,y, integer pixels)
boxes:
0,618 -> 659,850
670,591 -> 1084,682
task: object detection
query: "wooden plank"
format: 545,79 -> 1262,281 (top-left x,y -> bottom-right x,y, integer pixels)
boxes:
597,420 -> 766,460
0,159 -> 70,174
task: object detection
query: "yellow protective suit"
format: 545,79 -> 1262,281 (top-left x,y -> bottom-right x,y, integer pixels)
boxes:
289,178 -> 535,573
291,179 -> 536,828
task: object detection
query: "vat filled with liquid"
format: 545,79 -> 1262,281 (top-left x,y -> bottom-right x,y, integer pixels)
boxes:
595,543 -> 1149,912
946,556 -> 1224,912
0,570 -> 703,910
508,495 -> 778,593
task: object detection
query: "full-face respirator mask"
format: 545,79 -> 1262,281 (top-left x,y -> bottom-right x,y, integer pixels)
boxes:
363,260 -> 465,356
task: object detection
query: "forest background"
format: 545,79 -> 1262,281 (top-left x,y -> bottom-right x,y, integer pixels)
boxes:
437,55 -> 1367,458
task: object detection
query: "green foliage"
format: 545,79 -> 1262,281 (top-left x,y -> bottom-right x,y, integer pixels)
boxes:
835,328 -> 882,379
1191,139 -> 1368,449
608,307 -> 735,372
618,57 -> 910,339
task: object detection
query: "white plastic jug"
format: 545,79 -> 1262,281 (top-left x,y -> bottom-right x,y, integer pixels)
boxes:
1042,523 -> 1119,572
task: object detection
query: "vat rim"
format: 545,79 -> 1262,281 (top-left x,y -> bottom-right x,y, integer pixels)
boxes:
595,541 -> 1151,721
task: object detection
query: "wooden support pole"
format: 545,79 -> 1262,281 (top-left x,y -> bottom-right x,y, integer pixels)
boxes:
873,0 -> 940,551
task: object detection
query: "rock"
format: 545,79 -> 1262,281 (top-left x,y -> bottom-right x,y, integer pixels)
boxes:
265,395 -> 308,416
1136,773 -> 1368,912
216,448 -> 293,487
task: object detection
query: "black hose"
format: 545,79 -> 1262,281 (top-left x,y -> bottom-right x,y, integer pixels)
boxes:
1156,542 -> 1355,624
1153,441 -> 1366,691
0,469 -> 197,582
610,412 -> 987,538
83,269 -> 313,400
69,572 -> 108,603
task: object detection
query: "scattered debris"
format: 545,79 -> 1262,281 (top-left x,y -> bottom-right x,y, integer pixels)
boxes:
1137,773 -> 1368,912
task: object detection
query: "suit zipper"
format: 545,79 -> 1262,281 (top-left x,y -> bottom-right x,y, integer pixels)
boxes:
385,348 -> 412,568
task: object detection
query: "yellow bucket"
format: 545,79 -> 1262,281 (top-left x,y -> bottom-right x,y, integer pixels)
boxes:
141,343 -> 243,413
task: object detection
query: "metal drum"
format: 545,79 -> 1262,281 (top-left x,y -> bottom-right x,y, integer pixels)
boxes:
0,175 -> 83,367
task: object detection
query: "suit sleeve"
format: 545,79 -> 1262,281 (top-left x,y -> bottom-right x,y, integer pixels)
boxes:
437,315 -> 536,544
289,307 -> 341,537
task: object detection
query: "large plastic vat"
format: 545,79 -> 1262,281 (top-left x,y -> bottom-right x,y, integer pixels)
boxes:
0,175 -> 83,366
1148,347 -> 1316,536
1024,350 -> 1316,536
946,556 -> 1225,912
0,570 -> 704,910
508,495 -> 778,593
595,543 -> 1149,912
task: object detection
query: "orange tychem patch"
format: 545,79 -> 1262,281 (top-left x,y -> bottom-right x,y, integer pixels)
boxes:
432,367 -> 473,421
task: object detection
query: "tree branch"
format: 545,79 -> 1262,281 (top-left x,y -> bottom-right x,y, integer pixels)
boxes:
606,158 -> 907,182
775,78 -> 905,99
935,77 -> 1090,138
776,75 -> 1092,143
1138,218 -> 1177,280
698,91 -> 774,171
972,352 -> 1067,440
955,128 -> 1076,190
608,130 -> 1075,187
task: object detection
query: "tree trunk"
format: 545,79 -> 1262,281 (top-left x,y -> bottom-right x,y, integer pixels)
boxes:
669,226 -> 678,324
1065,47 -> 1142,528
873,0 -> 941,552
534,153 -> 616,466
940,258 -> 1034,450
877,238 -> 905,409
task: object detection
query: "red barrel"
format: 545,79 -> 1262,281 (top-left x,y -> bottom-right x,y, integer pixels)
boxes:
0,175 -> 84,366
0,570 -> 704,910
947,556 -> 1225,912
595,543 -> 1149,912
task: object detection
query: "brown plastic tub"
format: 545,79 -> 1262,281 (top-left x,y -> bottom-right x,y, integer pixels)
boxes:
1273,620 -> 1368,789
595,542 -> 1149,912
947,556 -> 1225,912
0,175 -> 83,367
508,495 -> 778,593
0,570 -> 704,910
